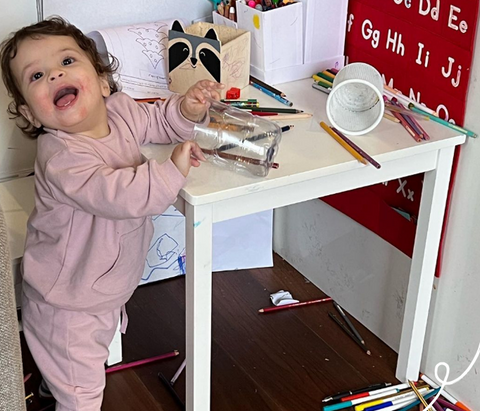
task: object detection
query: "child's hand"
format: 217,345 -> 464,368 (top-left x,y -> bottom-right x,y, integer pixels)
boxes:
181,80 -> 225,122
171,141 -> 207,177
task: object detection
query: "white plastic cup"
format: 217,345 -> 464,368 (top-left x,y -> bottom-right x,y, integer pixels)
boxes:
326,62 -> 384,136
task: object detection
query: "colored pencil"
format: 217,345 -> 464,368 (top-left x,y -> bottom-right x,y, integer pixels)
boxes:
260,113 -> 312,120
383,112 -> 400,123
357,387 -> 430,411
407,380 -> 428,407
323,388 -> 400,411
437,398 -> 467,411
170,359 -> 186,385
225,102 -> 260,108
201,148 -> 279,169
258,296 -> 332,313
384,103 -> 430,120
333,301 -> 366,345
420,375 -> 472,411
384,97 -> 422,142
312,82 -> 332,94
313,75 -> 334,87
320,70 -> 336,80
221,99 -> 258,103
392,99 -> 431,140
408,105 -> 477,138
341,385 -> 403,402
384,85 -> 438,116
243,107 -> 303,113
396,389 -> 440,411
331,127 -> 381,169
322,383 -> 392,403
251,112 -> 279,116
134,97 -> 166,103
250,81 -> 293,106
320,122 -> 367,165
106,350 -> 179,373
158,372 -> 185,409
281,125 -> 294,132
328,312 -> 371,356
249,75 -> 286,98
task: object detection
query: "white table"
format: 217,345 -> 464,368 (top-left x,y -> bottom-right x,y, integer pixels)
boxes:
141,78 -> 466,411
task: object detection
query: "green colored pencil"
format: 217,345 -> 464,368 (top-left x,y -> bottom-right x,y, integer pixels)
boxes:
408,104 -> 477,138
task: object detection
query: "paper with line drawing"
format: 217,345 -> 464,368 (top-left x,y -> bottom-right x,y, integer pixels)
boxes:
88,20 -> 186,99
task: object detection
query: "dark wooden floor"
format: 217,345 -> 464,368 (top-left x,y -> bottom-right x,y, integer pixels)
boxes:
22,253 -> 401,411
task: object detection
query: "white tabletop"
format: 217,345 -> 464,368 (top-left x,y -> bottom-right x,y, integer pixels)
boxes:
142,78 -> 465,206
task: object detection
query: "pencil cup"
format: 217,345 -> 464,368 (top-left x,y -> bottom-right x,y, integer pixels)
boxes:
326,62 -> 384,135
193,99 -> 282,177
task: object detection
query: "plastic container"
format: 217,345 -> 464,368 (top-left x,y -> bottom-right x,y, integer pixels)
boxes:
193,100 -> 282,177
326,62 -> 384,136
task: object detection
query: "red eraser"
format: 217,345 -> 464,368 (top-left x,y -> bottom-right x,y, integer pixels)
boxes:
226,87 -> 241,99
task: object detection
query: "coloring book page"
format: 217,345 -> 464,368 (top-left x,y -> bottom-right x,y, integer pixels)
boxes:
88,19 -> 187,99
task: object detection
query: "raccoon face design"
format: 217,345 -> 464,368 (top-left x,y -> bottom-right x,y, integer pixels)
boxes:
168,20 -> 221,87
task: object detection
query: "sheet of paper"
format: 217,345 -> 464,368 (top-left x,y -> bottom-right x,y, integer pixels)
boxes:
88,20 -> 186,99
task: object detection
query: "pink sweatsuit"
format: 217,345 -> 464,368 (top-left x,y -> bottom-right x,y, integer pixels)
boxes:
21,91 -> 196,410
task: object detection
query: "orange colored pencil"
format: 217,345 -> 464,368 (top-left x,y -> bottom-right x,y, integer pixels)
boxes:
258,297 -> 332,313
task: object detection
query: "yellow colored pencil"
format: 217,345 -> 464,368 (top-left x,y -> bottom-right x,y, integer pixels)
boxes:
320,122 -> 367,165
408,380 -> 429,407
383,112 -> 400,123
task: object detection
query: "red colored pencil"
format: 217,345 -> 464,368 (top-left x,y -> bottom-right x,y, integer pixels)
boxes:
106,350 -> 179,373
250,112 -> 278,116
258,297 -> 332,313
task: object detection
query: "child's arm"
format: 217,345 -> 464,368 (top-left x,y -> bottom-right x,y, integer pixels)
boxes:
107,81 -> 223,146
44,147 -> 186,219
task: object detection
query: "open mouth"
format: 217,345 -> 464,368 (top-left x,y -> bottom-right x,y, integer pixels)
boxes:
54,87 -> 78,108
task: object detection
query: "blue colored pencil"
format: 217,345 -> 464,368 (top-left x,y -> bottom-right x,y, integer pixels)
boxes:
250,82 -> 293,106
396,388 -> 440,411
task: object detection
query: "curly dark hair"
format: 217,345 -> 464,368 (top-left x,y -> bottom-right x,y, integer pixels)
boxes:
0,16 -> 119,138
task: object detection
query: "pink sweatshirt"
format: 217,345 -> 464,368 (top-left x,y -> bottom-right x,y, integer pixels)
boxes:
22,92 -> 196,314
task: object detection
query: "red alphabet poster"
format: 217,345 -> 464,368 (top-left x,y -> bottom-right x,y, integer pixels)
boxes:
322,0 -> 479,275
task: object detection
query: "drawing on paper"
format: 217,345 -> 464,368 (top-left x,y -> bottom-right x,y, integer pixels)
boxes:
128,23 -> 169,71
140,209 -> 186,285
89,20 -> 178,99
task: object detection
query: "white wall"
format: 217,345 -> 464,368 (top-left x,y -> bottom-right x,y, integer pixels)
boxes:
43,0 -> 212,33
0,0 -> 37,180
274,8 -> 480,410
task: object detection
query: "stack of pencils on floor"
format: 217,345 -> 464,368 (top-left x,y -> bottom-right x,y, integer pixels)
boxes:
321,373 -> 473,411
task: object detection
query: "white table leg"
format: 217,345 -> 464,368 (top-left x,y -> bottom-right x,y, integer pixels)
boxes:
107,319 -> 122,366
185,203 -> 213,411
396,146 -> 455,381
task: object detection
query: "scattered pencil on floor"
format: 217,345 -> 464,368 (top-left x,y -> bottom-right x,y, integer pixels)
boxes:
106,349 -> 179,373
328,309 -> 371,355
258,297 -> 332,313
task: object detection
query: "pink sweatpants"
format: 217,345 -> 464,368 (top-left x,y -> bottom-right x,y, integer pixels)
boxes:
22,293 -> 120,411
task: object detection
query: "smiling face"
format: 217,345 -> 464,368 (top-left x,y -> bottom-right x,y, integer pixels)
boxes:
11,35 -> 111,138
